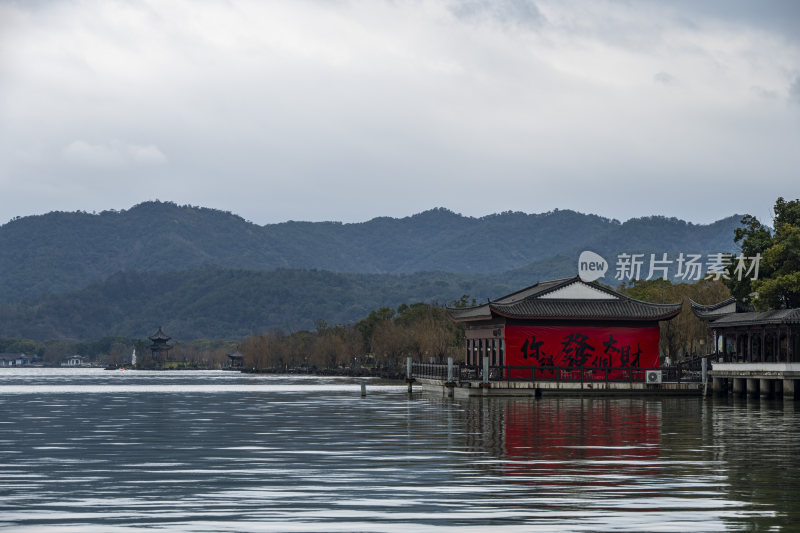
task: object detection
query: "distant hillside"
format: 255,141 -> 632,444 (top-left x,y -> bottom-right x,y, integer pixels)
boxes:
0,201 -> 742,303
0,266 -> 551,340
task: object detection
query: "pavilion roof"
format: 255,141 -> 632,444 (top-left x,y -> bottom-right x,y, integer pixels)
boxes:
689,297 -> 740,321
708,308 -> 800,328
448,276 -> 681,323
149,326 -> 171,342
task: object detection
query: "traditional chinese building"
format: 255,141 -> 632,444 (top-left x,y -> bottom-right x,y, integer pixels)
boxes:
691,298 -> 799,363
226,349 -> 244,369
691,299 -> 800,397
149,326 -> 173,361
448,276 -> 681,373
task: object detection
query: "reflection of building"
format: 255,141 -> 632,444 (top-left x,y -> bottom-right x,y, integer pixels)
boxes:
693,299 -> 800,397
503,398 -> 661,479
462,397 -> 661,480
149,326 -> 173,361
448,277 -> 681,372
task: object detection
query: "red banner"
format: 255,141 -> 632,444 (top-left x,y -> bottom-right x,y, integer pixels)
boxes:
505,325 -> 660,371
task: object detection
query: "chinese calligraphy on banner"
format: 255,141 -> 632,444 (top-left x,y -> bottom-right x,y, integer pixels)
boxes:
504,325 -> 660,372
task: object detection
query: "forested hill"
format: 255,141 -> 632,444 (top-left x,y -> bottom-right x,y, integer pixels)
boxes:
0,201 -> 741,303
0,266 -> 520,340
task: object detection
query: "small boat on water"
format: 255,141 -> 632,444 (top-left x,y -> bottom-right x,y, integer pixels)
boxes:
104,363 -> 120,370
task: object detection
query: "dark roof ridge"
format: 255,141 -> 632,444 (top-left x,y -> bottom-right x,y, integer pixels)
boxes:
149,326 -> 171,341
491,276 -> 577,304
530,296 -> 683,308
688,297 -> 736,312
709,308 -> 800,326
444,302 -> 490,312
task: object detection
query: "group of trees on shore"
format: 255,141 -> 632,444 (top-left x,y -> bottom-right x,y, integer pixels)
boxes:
241,302 -> 464,374
238,280 -> 736,372
724,197 -> 800,310
0,335 -> 235,369
617,279 -> 731,360
0,279 -> 740,370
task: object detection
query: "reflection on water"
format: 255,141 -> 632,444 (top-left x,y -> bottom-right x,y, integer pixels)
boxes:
0,369 -> 798,532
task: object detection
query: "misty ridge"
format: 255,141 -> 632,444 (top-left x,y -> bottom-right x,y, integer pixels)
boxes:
0,201 -> 742,340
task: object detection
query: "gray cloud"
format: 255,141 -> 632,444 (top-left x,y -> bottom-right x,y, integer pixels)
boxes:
0,0 -> 798,227
654,0 -> 800,43
62,141 -> 167,167
750,85 -> 778,100
451,0 -> 544,28
653,72 -> 675,85
790,76 -> 800,104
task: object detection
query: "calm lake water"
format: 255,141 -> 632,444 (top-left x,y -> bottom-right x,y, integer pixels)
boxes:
1,369 -> 798,532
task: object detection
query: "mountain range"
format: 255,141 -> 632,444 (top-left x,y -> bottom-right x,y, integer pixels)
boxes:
0,201 -> 743,340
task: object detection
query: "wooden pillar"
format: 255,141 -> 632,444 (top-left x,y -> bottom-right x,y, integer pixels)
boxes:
747,331 -> 752,362
733,378 -> 745,395
785,327 -> 790,362
723,332 -> 728,361
761,329 -> 765,362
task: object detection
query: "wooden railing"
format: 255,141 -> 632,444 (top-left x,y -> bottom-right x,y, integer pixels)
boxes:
411,362 -> 702,383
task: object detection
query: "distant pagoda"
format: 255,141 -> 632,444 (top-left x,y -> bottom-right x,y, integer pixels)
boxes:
149,326 -> 172,361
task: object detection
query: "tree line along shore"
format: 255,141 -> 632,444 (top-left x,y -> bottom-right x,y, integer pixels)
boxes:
2,280 -> 730,374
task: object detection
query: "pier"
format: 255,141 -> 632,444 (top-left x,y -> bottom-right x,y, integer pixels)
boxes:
692,299 -> 800,399
709,363 -> 800,398
408,357 -> 702,398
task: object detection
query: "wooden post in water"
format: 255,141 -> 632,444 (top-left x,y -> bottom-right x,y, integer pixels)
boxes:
446,357 -> 455,398
361,382 -> 366,397
482,356 -> 489,385
406,357 -> 414,394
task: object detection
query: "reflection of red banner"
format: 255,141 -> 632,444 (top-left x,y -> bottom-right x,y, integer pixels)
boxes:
504,399 -> 661,480
505,325 -> 659,378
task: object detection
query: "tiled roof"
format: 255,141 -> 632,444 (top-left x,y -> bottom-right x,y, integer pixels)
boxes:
449,277 -> 681,322
446,304 -> 492,321
490,297 -> 682,321
493,278 -> 572,304
709,308 -> 800,327
446,278 -> 579,321
149,326 -> 171,341
689,298 -> 741,320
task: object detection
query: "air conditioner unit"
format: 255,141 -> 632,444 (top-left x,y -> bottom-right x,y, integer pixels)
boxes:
646,370 -> 662,384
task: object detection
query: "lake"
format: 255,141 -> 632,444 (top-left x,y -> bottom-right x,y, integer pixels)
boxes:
1,369 -> 798,532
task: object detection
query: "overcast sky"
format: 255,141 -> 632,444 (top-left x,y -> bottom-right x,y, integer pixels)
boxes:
1,0 -> 798,226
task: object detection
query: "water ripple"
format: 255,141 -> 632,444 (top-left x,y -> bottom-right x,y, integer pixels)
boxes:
0,369 -> 798,531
